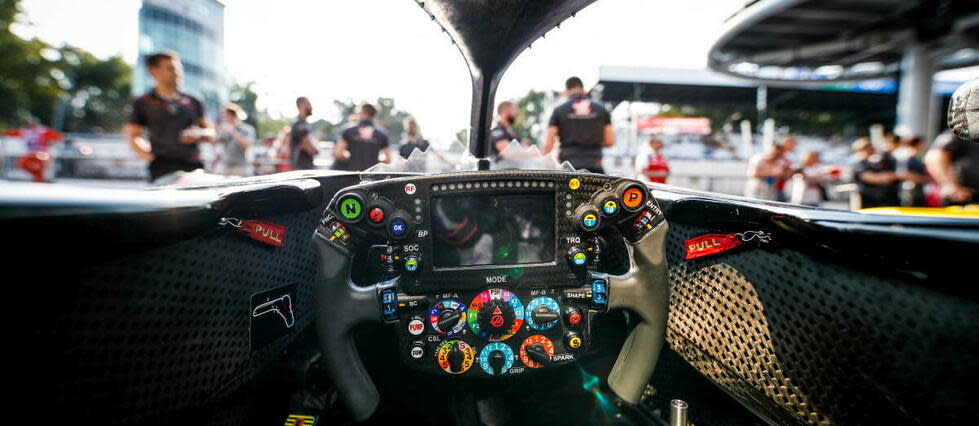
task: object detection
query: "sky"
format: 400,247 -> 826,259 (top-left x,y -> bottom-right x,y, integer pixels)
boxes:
11,0 -> 746,142
11,0 -> 977,143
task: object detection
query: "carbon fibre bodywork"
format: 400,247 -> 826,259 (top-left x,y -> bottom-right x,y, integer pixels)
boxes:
4,172 -> 978,424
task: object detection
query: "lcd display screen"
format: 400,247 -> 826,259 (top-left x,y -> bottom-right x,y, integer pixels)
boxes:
431,193 -> 555,268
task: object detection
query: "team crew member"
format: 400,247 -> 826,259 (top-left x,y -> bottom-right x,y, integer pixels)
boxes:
635,137 -> 669,184
925,131 -> 979,206
290,97 -> 319,170
125,51 -> 214,182
398,117 -> 429,159
543,77 -> 615,173
333,103 -> 391,171
488,101 -> 520,156
850,137 -> 900,208
897,136 -> 932,207
772,136 -> 797,202
216,103 -> 255,176
4,118 -> 62,182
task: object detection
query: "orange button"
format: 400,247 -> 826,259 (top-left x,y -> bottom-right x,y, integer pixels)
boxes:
622,187 -> 645,209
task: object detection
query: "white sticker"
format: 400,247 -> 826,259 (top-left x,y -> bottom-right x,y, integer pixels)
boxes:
408,319 -> 425,336
405,183 -> 417,194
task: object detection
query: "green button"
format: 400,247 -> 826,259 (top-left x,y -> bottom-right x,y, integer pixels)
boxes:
339,197 -> 363,219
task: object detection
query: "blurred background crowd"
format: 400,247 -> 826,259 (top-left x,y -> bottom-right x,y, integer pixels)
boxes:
1,0 -> 977,211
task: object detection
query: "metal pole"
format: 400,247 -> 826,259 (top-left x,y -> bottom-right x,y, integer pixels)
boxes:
669,399 -> 688,426
895,44 -> 935,138
762,118 -> 775,151
740,120 -> 753,158
756,84 -> 768,130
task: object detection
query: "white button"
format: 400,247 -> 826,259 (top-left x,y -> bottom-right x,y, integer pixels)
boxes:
410,346 -> 424,359
407,319 -> 425,336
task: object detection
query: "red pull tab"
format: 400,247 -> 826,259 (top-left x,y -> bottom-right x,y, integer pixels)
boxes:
685,233 -> 743,259
240,220 -> 286,247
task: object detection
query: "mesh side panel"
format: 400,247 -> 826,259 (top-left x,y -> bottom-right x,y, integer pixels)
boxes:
32,208 -> 322,424
664,223 -> 979,425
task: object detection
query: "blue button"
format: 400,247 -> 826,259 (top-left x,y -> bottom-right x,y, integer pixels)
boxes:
592,280 -> 607,294
382,290 -> 395,303
383,302 -> 397,315
390,220 -> 407,236
592,293 -> 607,305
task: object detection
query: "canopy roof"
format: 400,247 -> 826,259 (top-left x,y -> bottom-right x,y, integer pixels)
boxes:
597,67 -> 897,112
708,0 -> 979,82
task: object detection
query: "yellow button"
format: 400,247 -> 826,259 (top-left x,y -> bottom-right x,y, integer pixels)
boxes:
569,337 -> 582,348
569,178 -> 581,190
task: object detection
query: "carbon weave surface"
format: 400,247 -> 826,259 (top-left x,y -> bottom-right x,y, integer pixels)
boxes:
32,208 -> 322,424
664,223 -> 979,425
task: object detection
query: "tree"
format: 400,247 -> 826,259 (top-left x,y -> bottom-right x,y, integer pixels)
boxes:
52,46 -> 131,132
0,0 -> 58,128
228,81 -> 259,130
254,110 -> 292,140
0,0 -> 132,132
510,89 -> 558,146
330,97 -> 414,143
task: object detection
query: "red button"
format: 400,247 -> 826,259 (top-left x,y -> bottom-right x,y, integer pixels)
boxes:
368,207 -> 385,223
568,312 -> 582,325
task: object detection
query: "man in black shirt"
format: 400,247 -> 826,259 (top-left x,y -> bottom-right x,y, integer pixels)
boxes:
850,138 -> 900,208
926,131 -> 979,205
332,103 -> 391,171
898,136 -> 932,207
488,101 -> 520,156
543,77 -> 615,173
290,97 -> 319,170
125,51 -> 214,182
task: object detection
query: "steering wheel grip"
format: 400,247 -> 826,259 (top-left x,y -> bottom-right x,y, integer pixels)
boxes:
311,222 -> 669,420
607,223 -> 670,404
312,236 -> 382,422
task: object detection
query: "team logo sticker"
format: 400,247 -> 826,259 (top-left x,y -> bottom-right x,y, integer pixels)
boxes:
572,99 -> 592,116
357,125 -> 375,140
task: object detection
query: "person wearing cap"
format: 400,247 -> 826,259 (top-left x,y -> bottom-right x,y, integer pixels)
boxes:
216,103 -> 255,177
850,137 -> 901,208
